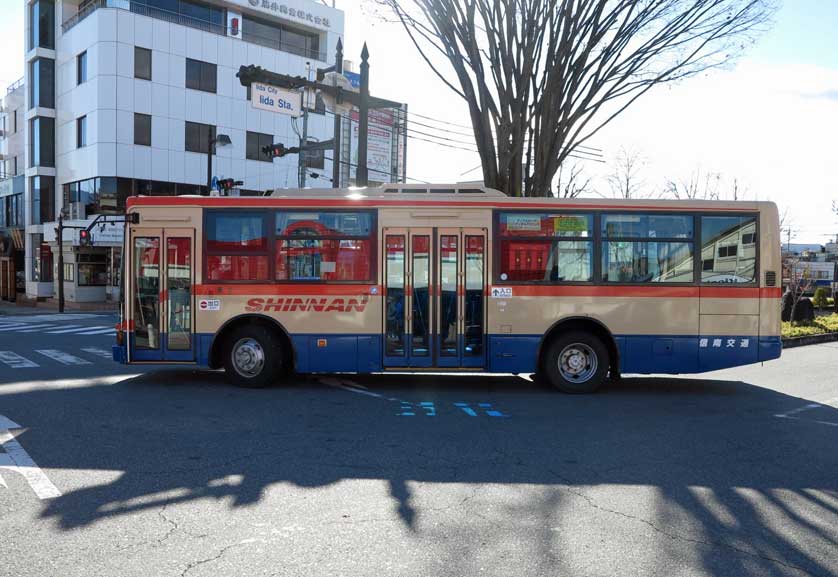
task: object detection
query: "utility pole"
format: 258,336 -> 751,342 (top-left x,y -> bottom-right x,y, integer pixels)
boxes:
332,38 -> 343,189
299,62 -> 311,188
356,43 -> 370,187
236,43 -> 401,191
56,214 -> 64,313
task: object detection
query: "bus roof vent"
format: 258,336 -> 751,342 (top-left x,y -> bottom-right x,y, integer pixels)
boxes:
379,185 -> 506,197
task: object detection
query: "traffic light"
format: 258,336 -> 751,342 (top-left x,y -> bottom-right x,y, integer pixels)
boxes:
217,179 -> 244,192
262,143 -> 299,159
79,229 -> 92,247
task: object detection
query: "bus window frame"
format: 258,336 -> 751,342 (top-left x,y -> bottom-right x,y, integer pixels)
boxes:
203,209 -> 272,284
202,208 -> 378,285
696,212 -> 760,288
493,210 -> 597,286
600,212 -> 696,285
493,209 -> 761,288
274,209 -> 378,284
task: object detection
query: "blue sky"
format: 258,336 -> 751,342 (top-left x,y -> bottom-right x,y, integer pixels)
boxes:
750,0 -> 838,68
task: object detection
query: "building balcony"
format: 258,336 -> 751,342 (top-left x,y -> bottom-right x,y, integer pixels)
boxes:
62,0 -> 327,62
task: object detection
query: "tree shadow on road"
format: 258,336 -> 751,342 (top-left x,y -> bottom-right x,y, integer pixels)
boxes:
3,370 -> 835,576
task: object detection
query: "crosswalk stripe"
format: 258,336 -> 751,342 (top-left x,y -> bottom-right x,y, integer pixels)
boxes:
44,325 -> 88,334
74,327 -> 115,335
0,323 -> 54,332
81,347 -> 112,359
0,351 -> 39,368
35,349 -> 92,366
0,323 -> 29,330
18,325 -> 58,333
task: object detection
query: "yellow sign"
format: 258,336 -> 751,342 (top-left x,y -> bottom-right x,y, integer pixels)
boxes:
553,216 -> 588,233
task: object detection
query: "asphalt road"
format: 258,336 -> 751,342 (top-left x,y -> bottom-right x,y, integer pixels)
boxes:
0,318 -> 836,577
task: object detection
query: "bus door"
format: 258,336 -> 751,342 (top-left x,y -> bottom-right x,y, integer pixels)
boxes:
128,227 -> 195,362
382,227 -> 487,368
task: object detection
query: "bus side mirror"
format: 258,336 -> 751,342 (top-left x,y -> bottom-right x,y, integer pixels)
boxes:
128,213 -> 140,224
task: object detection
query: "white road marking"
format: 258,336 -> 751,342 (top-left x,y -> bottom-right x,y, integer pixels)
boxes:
0,323 -> 55,332
35,349 -> 92,366
81,347 -> 112,359
0,351 -> 39,369
775,396 -> 838,427
72,326 -> 113,335
43,325 -> 87,334
0,429 -> 61,500
18,325 -> 58,333
320,377 -> 390,400
76,328 -> 116,335
0,323 -> 28,329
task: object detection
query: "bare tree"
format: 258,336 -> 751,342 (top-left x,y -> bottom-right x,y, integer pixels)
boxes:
377,0 -> 777,196
785,258 -> 813,325
555,162 -> 592,198
607,147 -> 646,199
665,169 -> 721,200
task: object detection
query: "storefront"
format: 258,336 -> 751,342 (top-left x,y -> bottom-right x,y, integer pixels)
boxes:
43,220 -> 123,303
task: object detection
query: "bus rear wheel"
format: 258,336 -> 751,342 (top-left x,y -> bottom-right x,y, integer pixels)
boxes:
223,325 -> 284,388
542,331 -> 609,394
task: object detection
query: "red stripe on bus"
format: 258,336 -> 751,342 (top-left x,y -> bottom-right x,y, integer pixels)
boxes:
194,284 -> 380,296
126,196 -> 753,212
497,286 -> 781,298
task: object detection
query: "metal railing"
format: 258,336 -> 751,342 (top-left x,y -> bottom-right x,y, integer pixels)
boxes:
62,0 -> 326,61
6,77 -> 23,95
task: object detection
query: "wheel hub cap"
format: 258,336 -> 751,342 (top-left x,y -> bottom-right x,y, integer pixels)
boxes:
232,338 -> 265,377
559,343 -> 597,382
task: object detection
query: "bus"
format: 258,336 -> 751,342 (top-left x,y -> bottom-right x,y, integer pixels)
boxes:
113,185 -> 782,393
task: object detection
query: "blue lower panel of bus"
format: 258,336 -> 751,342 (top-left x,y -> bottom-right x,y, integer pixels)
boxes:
124,332 -> 782,375
486,334 -> 782,375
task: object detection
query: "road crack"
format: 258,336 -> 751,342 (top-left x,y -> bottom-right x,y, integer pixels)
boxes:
546,467 -> 824,577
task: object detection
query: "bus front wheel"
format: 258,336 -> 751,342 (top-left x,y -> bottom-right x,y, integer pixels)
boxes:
223,325 -> 284,388
542,331 -> 609,394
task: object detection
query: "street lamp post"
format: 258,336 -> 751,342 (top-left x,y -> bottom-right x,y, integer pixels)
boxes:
206,133 -> 232,194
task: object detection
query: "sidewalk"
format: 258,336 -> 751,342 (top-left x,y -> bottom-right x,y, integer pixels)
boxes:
0,298 -> 118,316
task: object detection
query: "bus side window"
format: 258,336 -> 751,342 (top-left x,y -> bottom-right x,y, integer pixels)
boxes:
700,216 -> 757,284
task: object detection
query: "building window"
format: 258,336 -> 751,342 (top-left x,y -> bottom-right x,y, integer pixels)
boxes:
185,121 -> 216,154
246,131 -> 273,162
497,213 -> 594,283
601,214 -> 694,283
700,216 -> 757,284
77,116 -> 87,148
242,15 -> 322,60
29,117 -> 55,168
134,113 -> 151,146
77,253 -> 108,286
29,58 -> 55,109
185,58 -> 216,93
135,47 -> 152,80
205,211 -> 270,281
77,51 -> 87,85
29,0 -> 55,50
30,176 -> 55,225
60,262 -> 75,283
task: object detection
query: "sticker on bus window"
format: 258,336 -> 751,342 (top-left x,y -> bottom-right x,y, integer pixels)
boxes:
505,215 -> 542,231
490,287 -> 512,298
553,216 -> 588,233
320,261 -> 336,273
199,299 -> 221,311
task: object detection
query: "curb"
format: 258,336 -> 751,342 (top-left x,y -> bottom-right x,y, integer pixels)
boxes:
782,332 -> 838,349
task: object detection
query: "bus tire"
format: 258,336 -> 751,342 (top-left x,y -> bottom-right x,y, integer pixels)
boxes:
223,325 -> 284,388
542,331 -> 609,394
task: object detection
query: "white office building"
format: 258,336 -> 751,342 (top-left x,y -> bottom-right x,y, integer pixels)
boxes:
16,0 -> 353,304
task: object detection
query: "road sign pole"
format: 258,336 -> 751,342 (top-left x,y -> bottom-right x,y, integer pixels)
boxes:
357,43 -> 370,187
332,38 -> 343,189
56,214 -> 64,314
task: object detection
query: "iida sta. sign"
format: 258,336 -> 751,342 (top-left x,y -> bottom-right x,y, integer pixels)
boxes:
246,297 -> 369,313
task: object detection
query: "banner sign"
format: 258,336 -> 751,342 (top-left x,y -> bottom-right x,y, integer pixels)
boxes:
251,82 -> 302,117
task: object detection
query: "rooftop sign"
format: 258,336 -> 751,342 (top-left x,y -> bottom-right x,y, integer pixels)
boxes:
240,0 -> 333,29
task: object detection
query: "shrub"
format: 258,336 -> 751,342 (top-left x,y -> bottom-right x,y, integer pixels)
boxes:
813,287 -> 829,309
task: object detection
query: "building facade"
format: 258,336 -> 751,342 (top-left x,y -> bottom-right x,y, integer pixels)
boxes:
0,80 -> 26,301
13,0 -> 352,303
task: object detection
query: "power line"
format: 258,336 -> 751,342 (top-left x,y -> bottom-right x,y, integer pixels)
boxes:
323,156 -> 432,184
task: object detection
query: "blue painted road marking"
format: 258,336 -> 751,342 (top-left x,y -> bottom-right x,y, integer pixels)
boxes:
454,402 -> 479,417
